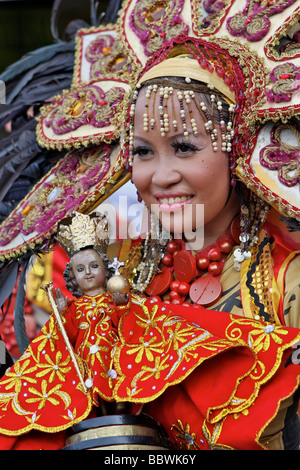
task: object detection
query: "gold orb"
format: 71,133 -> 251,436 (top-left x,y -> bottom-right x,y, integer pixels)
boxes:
107,275 -> 130,294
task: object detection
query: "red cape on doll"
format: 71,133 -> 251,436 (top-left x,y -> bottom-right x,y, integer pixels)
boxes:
0,292 -> 299,449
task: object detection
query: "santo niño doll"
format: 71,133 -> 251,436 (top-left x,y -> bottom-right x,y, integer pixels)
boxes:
54,212 -> 130,311
0,211 -> 150,450
0,211 -> 187,450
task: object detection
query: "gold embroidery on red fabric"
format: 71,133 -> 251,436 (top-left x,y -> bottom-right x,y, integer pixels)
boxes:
171,420 -> 201,450
202,421 -> 234,450
35,352 -> 72,383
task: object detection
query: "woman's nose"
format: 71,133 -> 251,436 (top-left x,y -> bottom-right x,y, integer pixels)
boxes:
152,158 -> 181,187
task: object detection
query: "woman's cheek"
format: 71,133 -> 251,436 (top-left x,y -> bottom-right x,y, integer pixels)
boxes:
132,164 -> 150,198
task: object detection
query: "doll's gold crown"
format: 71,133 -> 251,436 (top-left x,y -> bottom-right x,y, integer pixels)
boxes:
57,211 -> 109,258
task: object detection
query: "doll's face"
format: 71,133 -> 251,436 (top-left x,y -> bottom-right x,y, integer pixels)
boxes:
70,249 -> 106,296
131,87 -> 239,246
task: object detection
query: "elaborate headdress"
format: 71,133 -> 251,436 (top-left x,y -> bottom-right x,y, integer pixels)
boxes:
35,0 -> 300,222
0,0 -> 300,262
57,211 -> 109,258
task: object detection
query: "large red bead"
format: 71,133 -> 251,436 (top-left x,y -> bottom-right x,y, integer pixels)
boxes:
178,281 -> 190,296
208,248 -> 221,261
189,277 -> 222,306
166,241 -> 179,253
173,250 -> 197,283
219,239 -> 234,254
150,295 -> 161,303
208,261 -> 222,276
171,298 -> 184,305
146,267 -> 172,296
170,280 -> 181,292
196,256 -> 210,270
169,290 -> 182,301
162,253 -> 173,267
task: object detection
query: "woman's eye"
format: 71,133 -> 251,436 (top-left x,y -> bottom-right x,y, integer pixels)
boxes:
132,146 -> 152,157
171,141 -> 199,154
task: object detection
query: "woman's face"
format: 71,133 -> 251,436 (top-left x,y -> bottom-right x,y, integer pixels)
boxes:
70,249 -> 106,296
131,87 -> 239,246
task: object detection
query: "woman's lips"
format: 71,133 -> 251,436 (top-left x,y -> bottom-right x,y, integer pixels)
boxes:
155,194 -> 193,211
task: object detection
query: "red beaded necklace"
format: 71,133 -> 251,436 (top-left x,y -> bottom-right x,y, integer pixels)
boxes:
146,219 -> 239,308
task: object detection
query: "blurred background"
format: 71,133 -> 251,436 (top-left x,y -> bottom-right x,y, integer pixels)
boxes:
0,0 -> 111,73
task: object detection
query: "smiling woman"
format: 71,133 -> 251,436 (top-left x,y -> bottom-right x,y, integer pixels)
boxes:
131,81 -> 239,243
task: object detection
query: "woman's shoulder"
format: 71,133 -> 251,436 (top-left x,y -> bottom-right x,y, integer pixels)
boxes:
264,221 -> 300,253
263,222 -> 300,265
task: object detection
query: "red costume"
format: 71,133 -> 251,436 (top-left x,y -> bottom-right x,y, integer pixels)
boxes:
0,222 -> 299,450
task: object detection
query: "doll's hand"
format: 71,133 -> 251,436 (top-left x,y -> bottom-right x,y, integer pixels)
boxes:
54,288 -> 68,313
112,293 -> 129,306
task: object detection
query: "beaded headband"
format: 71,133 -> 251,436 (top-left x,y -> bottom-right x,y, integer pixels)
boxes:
126,38 -> 242,178
138,57 -> 236,103
128,76 -> 236,166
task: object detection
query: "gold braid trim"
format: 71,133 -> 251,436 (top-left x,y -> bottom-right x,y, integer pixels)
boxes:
240,230 -> 279,324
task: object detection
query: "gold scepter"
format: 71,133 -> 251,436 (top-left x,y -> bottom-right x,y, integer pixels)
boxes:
42,282 -> 87,393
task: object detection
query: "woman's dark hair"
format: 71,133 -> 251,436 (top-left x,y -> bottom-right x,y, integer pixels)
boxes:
63,247 -> 115,298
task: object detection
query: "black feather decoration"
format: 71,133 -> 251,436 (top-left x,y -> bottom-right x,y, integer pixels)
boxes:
4,51 -> 75,107
13,245 -> 47,355
0,260 -> 19,309
0,42 -> 75,87
13,257 -> 30,355
280,216 -> 300,233
102,0 -> 125,24
0,123 -> 42,193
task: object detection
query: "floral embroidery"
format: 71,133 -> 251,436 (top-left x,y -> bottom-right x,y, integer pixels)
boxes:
226,316 -> 289,355
26,380 -> 71,410
0,145 -> 111,246
0,360 -> 37,392
260,122 -> 300,189
140,355 -> 169,380
166,320 -> 199,351
227,0 -> 297,42
35,352 -> 72,383
129,0 -> 188,56
32,316 -> 60,353
126,335 -> 164,363
43,84 -> 124,135
85,33 -> 133,81
172,420 -> 201,450
248,323 -> 288,353
266,63 -> 300,103
115,296 -> 238,399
